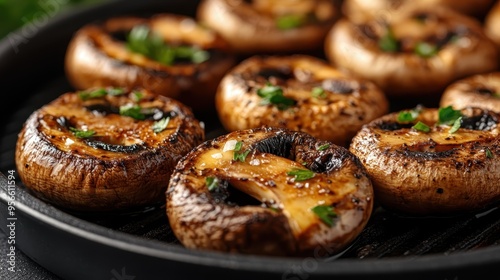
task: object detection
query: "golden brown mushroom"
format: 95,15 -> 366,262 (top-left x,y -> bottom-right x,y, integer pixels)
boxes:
15,87 -> 205,211
166,126 -> 374,256
485,1 -> 500,48
350,106 -> 500,215
64,13 -> 236,113
325,5 -> 499,100
215,54 -> 389,147
196,0 -> 339,54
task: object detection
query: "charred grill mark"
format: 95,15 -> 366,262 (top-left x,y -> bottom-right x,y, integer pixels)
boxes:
461,114 -> 498,131
321,79 -> 356,94
256,67 -> 293,81
83,139 -> 146,153
474,87 -> 495,96
252,134 -> 295,159
85,103 -> 119,115
398,145 -> 458,159
377,121 -> 414,131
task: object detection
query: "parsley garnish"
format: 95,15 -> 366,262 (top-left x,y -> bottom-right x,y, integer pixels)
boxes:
438,106 -> 462,125
287,168 -> 315,181
397,107 -> 421,122
312,87 -> 326,99
276,14 -> 306,30
119,104 -> 145,120
412,121 -> 430,133
414,42 -> 438,58
69,127 -> 96,138
132,91 -> 143,101
78,88 -> 108,100
127,25 -> 210,66
317,144 -> 330,151
485,148 -> 494,159
152,117 -> 170,133
206,177 -> 220,192
311,205 -> 337,227
233,141 -> 250,162
448,116 -> 462,134
107,88 -> 125,96
378,28 -> 398,52
257,83 -> 295,110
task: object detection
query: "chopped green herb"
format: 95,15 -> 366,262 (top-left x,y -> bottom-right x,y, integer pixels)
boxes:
206,177 -> 220,192
119,104 -> 145,120
233,141 -> 250,162
378,28 -> 398,52
412,121 -> 430,132
257,83 -> 295,110
414,42 -> 438,58
312,87 -> 326,98
69,127 -> 96,138
127,25 -> 210,66
311,205 -> 337,227
287,168 -> 315,181
317,144 -> 330,151
438,106 -> 462,125
152,117 -> 170,133
276,14 -> 306,30
107,88 -> 125,96
485,148 -> 494,159
78,88 -> 108,100
448,116 -> 462,134
397,107 -> 421,122
132,91 -> 143,101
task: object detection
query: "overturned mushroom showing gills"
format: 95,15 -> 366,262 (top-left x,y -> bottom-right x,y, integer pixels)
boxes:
350,106 -> 500,215
64,13 -> 236,113
166,127 -> 374,256
15,87 -> 205,211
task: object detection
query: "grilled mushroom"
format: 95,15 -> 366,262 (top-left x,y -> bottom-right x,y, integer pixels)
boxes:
215,54 -> 389,147
325,5 -> 499,99
196,0 -> 339,54
15,87 -> 205,211
485,1 -> 500,48
350,106 -> 500,215
440,72 -> 500,112
166,126 -> 374,256
342,0 -> 496,22
64,13 -> 236,113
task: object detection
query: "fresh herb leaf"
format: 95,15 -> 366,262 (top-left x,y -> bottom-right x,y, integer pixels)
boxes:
438,106 -> 462,125
287,168 -> 315,181
311,205 -> 337,227
412,121 -> 430,132
378,28 -> 399,52
206,177 -> 220,192
276,14 -> 306,30
78,88 -> 108,100
233,141 -> 250,162
132,91 -> 143,101
257,83 -> 295,110
69,127 -> 96,138
317,144 -> 330,151
397,107 -> 421,122
485,148 -> 494,159
448,116 -> 462,134
119,104 -> 145,120
312,87 -> 326,98
127,25 -> 210,66
107,88 -> 125,96
414,42 -> 438,58
152,117 -> 170,133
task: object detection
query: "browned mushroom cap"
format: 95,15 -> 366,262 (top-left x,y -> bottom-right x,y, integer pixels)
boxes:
342,0 -> 496,22
350,106 -> 500,215
215,54 -> 389,147
166,126 -> 374,256
440,72 -> 500,112
196,0 -> 339,54
15,87 -> 205,211
485,1 -> 500,48
64,13 -> 236,113
325,5 -> 499,99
